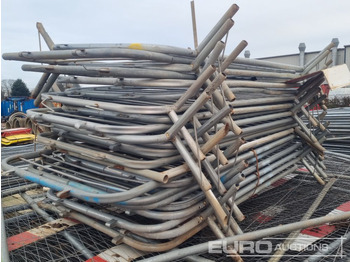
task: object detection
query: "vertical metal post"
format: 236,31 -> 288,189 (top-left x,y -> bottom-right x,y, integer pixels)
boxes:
1,207 -> 10,262
190,1 -> 198,49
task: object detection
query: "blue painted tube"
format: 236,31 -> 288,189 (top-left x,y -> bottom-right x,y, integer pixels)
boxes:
23,175 -> 64,192
23,174 -> 106,203
68,181 -> 106,194
2,151 -> 160,204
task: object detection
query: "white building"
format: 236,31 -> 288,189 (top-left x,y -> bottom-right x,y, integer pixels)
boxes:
249,41 -> 350,98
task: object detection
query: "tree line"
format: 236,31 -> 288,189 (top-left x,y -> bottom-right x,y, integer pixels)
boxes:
1,79 -> 31,99
326,96 -> 350,108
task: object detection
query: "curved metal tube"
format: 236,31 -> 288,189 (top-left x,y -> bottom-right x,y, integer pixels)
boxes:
1,151 -> 167,203
22,64 -> 196,80
37,133 -> 181,172
3,48 -> 193,64
53,43 -> 197,57
47,190 -> 189,234
30,109 -> 169,135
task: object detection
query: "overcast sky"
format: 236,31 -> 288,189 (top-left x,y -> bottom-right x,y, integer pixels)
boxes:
1,0 -> 350,90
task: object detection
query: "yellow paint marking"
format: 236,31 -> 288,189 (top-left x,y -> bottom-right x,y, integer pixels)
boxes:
128,43 -> 143,50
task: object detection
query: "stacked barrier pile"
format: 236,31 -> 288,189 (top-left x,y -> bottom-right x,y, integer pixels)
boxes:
2,4 -> 340,258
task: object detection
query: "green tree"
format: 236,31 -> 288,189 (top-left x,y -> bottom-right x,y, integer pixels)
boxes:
11,79 -> 30,97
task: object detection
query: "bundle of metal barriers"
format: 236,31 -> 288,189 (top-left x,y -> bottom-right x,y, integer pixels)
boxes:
3,3 -> 350,260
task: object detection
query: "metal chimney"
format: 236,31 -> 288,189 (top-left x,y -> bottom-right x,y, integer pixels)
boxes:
298,42 -> 306,67
331,38 -> 339,66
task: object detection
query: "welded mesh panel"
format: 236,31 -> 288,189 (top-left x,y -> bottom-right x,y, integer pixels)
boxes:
1,143 -> 45,161
144,154 -> 350,262
2,155 -> 350,262
1,174 -> 36,191
4,209 -> 115,262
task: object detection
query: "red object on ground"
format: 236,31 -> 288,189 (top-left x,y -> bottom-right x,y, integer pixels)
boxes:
7,232 -> 41,251
290,201 -> 350,251
85,256 -> 108,262
1,128 -> 32,137
310,84 -> 330,111
300,224 -> 336,238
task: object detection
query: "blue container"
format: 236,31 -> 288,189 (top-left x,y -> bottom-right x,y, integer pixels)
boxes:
18,99 -> 36,113
1,100 -> 15,117
1,97 -> 37,119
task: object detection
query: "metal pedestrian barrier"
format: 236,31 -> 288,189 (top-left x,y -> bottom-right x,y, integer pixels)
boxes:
2,3 -> 350,261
